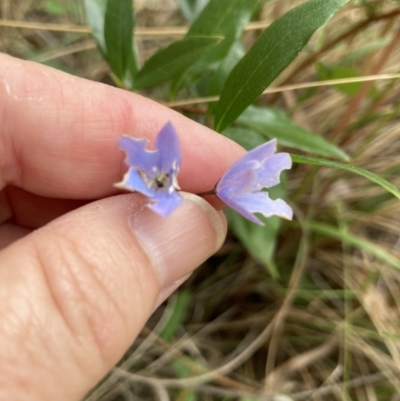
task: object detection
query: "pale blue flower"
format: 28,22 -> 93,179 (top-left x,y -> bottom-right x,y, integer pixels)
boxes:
116,122 -> 182,217
215,139 -> 292,225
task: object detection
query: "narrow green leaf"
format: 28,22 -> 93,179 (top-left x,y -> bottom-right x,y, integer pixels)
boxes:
133,36 -> 221,89
226,208 -> 282,278
291,154 -> 400,200
104,0 -> 134,80
308,222 -> 400,269
45,0 -> 68,15
123,44 -> 140,89
214,0 -> 349,132
170,0 -> 256,98
222,126 -> 264,150
316,63 -> 376,97
238,106 -> 349,161
208,41 -> 244,94
160,290 -> 192,342
207,40 -> 244,114
187,0 -> 257,38
341,39 -> 389,63
171,359 -> 197,400
178,0 -> 209,21
84,0 -> 108,55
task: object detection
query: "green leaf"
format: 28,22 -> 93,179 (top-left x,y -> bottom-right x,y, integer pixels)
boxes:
178,0 -> 209,21
186,0 -> 257,38
238,106 -> 349,160
291,154 -> 400,200
133,36 -> 221,89
123,44 -> 140,89
207,40 -> 244,114
316,63 -> 377,97
222,126 -> 264,150
104,0 -> 134,80
208,41 -> 244,95
214,0 -> 349,132
84,0 -> 108,55
341,39 -> 389,63
308,222 -> 400,270
160,290 -> 192,342
170,0 -> 257,98
226,206 -> 283,278
45,0 -> 68,15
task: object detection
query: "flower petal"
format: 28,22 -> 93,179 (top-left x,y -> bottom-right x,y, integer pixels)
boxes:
119,136 -> 160,174
227,139 -> 277,171
218,192 -> 264,225
148,190 -> 183,217
214,138 -> 292,224
255,153 -> 292,189
156,122 -> 182,173
115,168 -> 155,197
217,160 -> 259,198
234,192 -> 293,221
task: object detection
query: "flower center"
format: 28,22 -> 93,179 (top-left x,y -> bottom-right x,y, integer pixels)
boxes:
154,172 -> 170,188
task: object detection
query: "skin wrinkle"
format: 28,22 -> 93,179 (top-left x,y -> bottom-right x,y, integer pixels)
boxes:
0,359 -> 32,401
31,235 -> 104,358
28,237 -> 120,398
35,230 -> 121,367
4,247 -> 47,340
75,232 -> 134,353
54,239 -> 127,369
35,196 -> 160,361
34,237 -> 84,338
2,283 -> 32,345
0,254 -> 67,397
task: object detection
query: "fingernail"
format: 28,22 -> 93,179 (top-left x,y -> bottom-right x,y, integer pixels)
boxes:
131,192 -> 226,288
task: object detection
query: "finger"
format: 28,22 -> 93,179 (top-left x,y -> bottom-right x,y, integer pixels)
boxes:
2,185 -> 223,231
0,54 -> 245,199
0,193 -> 226,400
4,186 -> 88,228
0,222 -> 31,250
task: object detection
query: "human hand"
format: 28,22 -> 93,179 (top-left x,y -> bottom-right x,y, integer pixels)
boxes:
0,53 -> 244,401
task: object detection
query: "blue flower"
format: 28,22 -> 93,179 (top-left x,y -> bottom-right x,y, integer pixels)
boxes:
116,122 -> 182,217
215,139 -> 292,225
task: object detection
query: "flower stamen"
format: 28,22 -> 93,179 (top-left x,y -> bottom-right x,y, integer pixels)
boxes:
154,173 -> 170,188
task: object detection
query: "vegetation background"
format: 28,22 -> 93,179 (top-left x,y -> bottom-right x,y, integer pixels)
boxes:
1,0 -> 400,400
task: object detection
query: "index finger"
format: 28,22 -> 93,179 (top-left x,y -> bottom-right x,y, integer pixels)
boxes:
0,54 -> 245,199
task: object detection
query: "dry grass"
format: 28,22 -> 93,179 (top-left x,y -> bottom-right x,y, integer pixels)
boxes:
2,0 -> 400,400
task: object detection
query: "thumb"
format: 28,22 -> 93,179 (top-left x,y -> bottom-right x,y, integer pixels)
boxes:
0,192 -> 226,401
